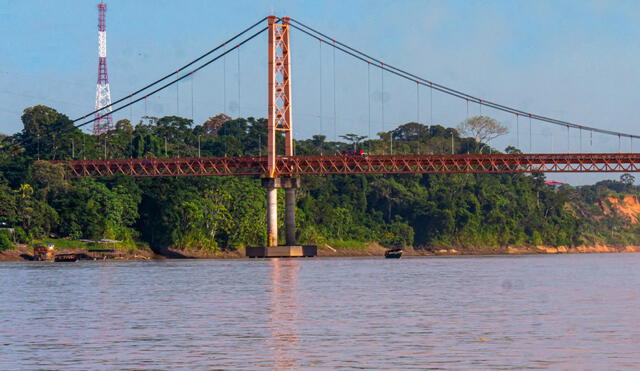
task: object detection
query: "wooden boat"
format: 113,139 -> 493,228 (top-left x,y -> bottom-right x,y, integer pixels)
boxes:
384,248 -> 403,259
54,253 -> 79,262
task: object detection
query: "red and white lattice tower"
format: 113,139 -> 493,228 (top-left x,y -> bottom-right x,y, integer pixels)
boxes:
93,2 -> 113,135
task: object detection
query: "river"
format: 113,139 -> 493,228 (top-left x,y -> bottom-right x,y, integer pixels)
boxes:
1,254 -> 639,370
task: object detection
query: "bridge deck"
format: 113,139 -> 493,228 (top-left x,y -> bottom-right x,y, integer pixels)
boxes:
56,153 -> 640,177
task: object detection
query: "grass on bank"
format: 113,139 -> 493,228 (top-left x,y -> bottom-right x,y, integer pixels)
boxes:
32,238 -> 145,251
325,239 -> 369,250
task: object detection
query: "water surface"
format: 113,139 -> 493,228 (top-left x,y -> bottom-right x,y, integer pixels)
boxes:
1,254 -> 639,369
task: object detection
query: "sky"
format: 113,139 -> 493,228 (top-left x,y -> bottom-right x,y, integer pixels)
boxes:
1,0 -> 640,184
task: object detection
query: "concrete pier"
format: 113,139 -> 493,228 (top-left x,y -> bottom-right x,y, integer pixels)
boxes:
266,184 -> 278,247
285,187 -> 296,245
250,177 -> 316,258
246,245 -> 317,258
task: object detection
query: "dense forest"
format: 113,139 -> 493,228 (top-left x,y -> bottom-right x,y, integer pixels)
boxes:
1,105 -> 640,253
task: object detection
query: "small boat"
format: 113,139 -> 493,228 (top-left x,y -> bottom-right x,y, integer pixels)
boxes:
54,253 -> 79,262
384,248 -> 403,259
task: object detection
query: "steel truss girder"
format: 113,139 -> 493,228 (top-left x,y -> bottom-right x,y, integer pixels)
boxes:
58,153 -> 640,178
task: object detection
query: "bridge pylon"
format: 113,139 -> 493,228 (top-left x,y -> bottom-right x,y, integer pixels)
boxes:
247,15 -> 316,258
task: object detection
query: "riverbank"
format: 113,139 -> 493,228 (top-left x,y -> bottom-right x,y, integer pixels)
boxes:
162,243 -> 640,259
316,243 -> 640,257
2,242 -> 639,262
0,244 -> 158,262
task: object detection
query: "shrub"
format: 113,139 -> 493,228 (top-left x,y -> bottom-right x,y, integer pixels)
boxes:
0,231 -> 14,251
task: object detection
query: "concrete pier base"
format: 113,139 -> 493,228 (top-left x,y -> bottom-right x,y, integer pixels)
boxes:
256,177 -> 314,258
285,187 -> 296,246
266,185 -> 278,247
246,245 -> 317,258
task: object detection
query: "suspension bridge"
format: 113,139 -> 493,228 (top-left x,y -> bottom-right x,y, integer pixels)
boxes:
53,16 -> 640,256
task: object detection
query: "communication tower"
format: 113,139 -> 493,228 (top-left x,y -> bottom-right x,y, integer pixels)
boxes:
93,1 -> 113,135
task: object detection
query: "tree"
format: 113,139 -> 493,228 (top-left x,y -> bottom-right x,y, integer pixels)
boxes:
393,122 -> 430,142
202,113 -> 231,136
31,161 -> 69,201
620,173 -> 635,186
505,145 -> 522,154
19,105 -> 77,160
457,116 -> 508,149
115,119 -> 133,132
339,133 -> 367,150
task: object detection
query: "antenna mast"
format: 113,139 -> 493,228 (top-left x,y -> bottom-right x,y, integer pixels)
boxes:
93,1 -> 113,135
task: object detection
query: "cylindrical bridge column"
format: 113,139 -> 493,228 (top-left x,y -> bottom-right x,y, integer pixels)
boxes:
266,183 -> 278,247
285,187 -> 296,246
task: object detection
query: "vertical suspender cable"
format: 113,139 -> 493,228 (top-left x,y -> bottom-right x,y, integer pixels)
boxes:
367,62 -> 371,141
618,135 -> 621,153
529,115 -> 532,153
381,64 -> 384,133
451,132 -> 454,154
319,40 -> 322,134
516,113 -> 520,149
223,54 -> 227,113
567,126 -> 570,153
332,42 -> 337,141
191,75 -> 194,123
237,47 -> 241,117
176,71 -> 180,114
429,82 -> 433,125
590,130 -> 593,152
580,128 -> 582,152
416,82 -> 420,123
466,99 -> 469,121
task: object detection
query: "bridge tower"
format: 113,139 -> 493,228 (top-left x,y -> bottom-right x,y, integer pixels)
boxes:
93,1 -> 114,135
247,16 -> 316,257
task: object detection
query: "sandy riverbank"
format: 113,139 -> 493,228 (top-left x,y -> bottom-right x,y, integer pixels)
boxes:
3,243 -> 639,262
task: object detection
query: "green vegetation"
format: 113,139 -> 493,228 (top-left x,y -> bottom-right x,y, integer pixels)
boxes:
0,230 -> 13,251
1,105 -> 640,254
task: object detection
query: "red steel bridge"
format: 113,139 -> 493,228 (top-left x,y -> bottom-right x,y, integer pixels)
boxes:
67,153 -> 640,178
58,16 -> 640,255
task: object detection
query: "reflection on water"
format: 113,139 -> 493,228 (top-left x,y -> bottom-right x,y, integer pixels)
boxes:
268,259 -> 299,368
1,254 -> 640,369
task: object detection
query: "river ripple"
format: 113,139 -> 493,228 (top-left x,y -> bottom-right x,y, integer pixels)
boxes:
1,254 -> 639,370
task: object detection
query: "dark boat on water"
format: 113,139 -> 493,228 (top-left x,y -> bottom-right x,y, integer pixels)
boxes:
54,253 -> 79,262
384,248 -> 403,259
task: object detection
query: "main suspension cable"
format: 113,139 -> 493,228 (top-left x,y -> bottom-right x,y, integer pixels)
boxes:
289,17 -> 640,140
73,16 -> 267,123
74,26 -> 268,129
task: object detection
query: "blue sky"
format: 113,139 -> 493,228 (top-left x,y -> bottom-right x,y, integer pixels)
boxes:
1,0 -> 640,183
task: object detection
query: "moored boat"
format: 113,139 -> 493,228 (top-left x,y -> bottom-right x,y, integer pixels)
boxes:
384,248 -> 403,259
54,253 -> 79,262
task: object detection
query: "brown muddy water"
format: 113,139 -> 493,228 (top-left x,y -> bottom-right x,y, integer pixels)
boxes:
0,254 -> 639,370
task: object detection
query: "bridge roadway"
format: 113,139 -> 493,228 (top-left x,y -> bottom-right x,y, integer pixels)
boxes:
58,153 -> 640,177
